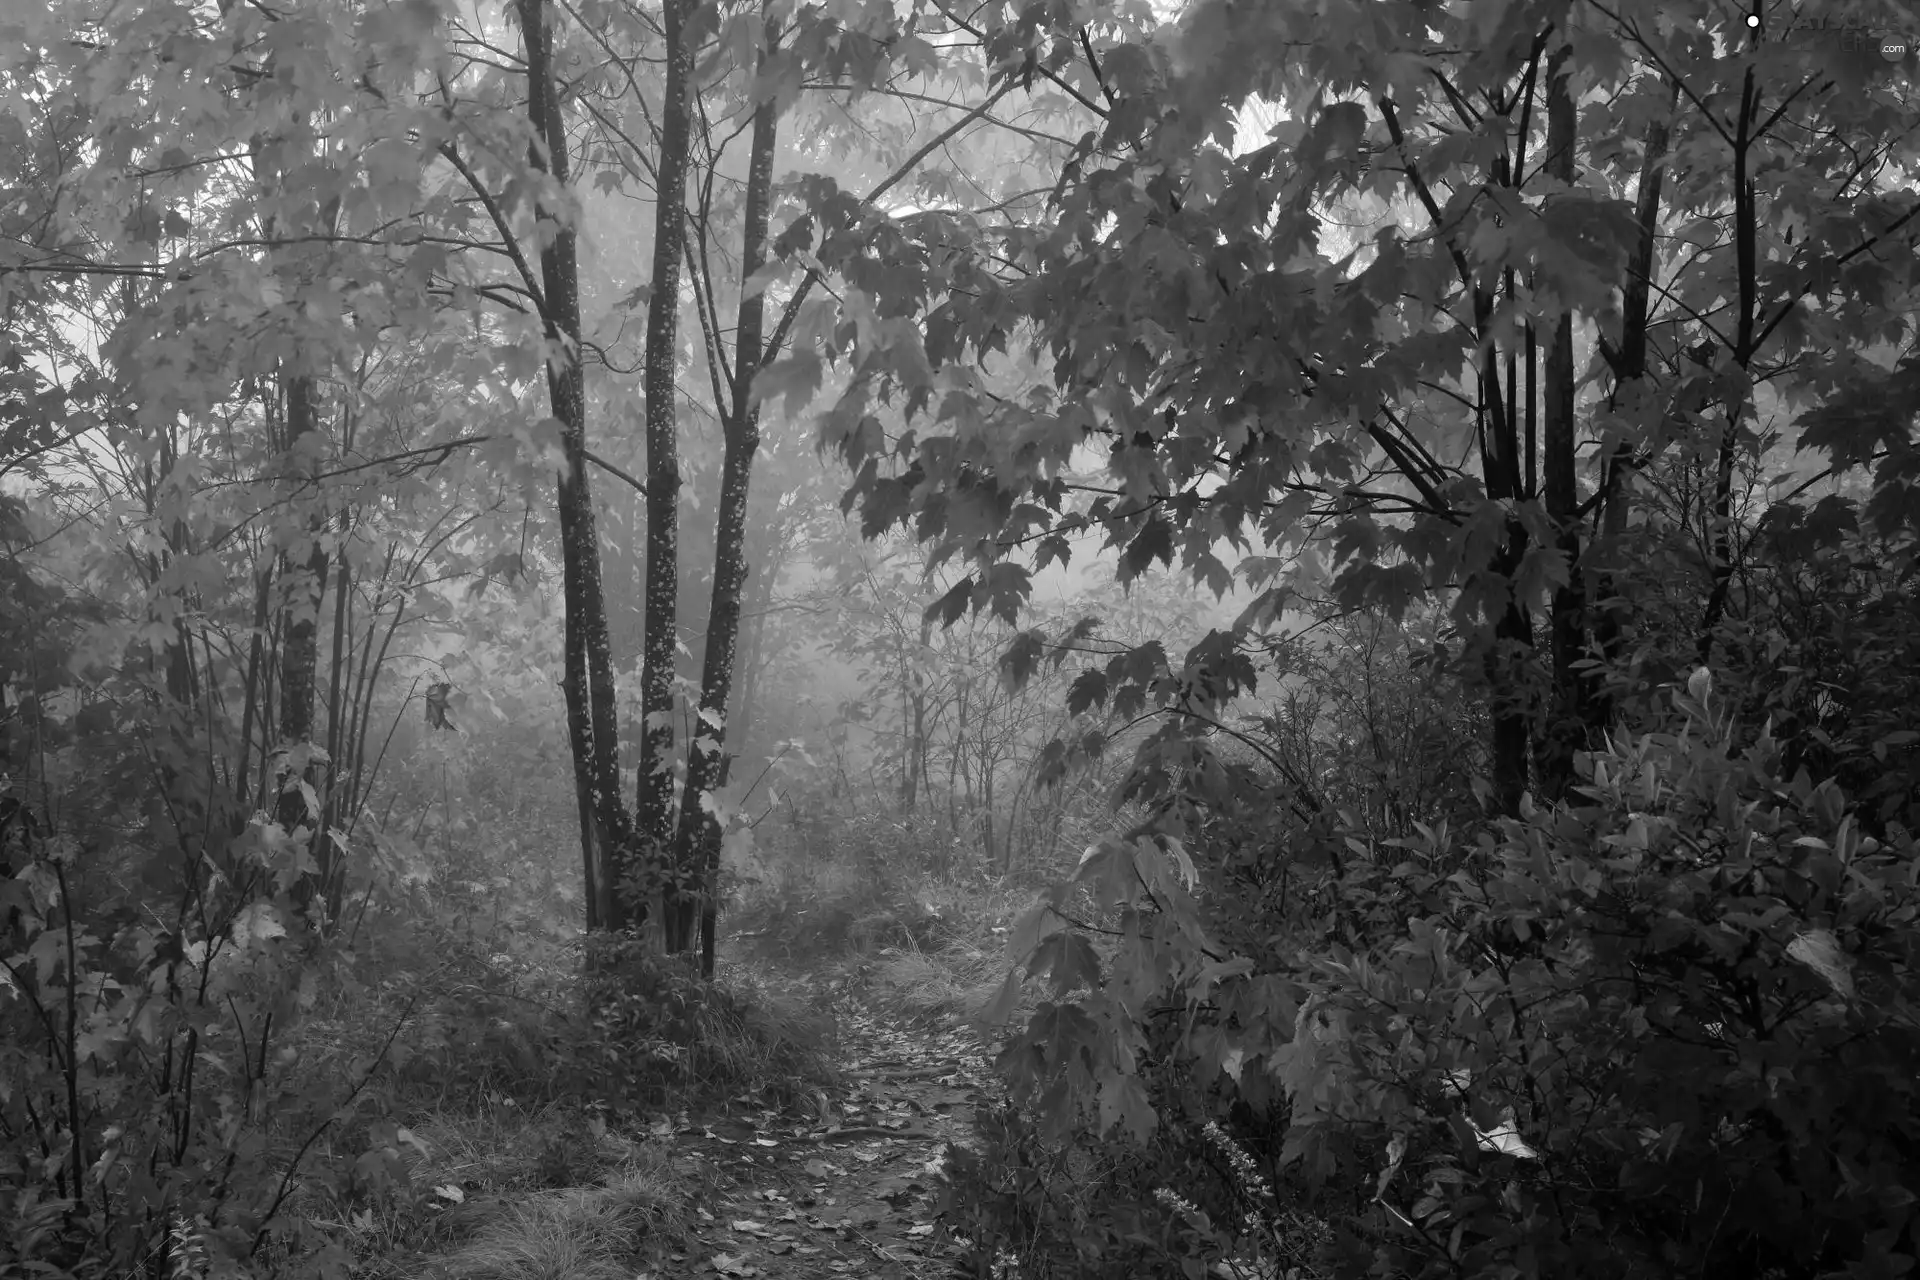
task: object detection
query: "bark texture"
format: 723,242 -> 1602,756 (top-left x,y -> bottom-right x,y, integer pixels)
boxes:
276,371 -> 331,860
638,0 -> 696,928
671,64 -> 779,969
277,372 -> 326,753
1481,297 -> 1533,817
521,0 -> 633,931
1698,66 -> 1760,662
1539,45 -> 1585,801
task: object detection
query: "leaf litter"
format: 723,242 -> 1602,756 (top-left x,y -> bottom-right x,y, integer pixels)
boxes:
651,963 -> 995,1279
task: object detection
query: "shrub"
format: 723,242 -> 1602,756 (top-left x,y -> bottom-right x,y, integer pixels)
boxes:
569,933 -> 835,1111
941,1071 -> 1334,1280
1721,527 -> 1920,836
961,673 -> 1920,1279
413,1163 -> 692,1280
0,824 -> 368,1279
1286,686 -> 1920,1276
729,812 -> 972,962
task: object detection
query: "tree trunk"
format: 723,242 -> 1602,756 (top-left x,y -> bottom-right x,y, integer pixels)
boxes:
277,374 -> 323,750
676,37 -> 780,971
276,371 -> 330,851
1698,67 -> 1759,663
730,560 -> 774,773
1538,45 -> 1585,801
905,686 -> 927,810
255,88 -> 344,909
1593,81 -> 1676,709
521,0 -> 633,932
317,544 -> 351,901
1479,298 -> 1532,815
640,0 -> 696,940
605,480 -> 645,669
235,562 -> 272,804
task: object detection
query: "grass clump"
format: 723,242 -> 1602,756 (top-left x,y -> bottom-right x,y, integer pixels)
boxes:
578,931 -> 839,1111
866,943 -> 1010,1026
411,1162 -> 693,1280
263,909 -> 834,1277
726,808 -> 1047,1034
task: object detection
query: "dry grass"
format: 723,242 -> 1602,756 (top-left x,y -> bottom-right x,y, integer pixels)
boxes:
402,1098 -> 585,1190
317,1109 -> 695,1280
411,1167 -> 692,1280
869,943 -> 1012,1024
728,851 -> 1046,1037
686,968 -> 840,1104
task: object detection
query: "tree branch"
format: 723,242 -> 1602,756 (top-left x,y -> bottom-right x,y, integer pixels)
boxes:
762,77 -> 1021,364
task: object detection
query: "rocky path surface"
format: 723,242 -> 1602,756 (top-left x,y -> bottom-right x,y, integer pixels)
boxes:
644,980 -> 997,1279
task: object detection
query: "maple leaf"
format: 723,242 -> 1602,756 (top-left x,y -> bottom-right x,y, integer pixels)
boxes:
1119,513 -> 1175,580
1066,667 -> 1108,716
998,628 -> 1045,691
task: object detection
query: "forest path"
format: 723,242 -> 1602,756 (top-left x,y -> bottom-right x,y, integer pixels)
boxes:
648,963 -> 997,1279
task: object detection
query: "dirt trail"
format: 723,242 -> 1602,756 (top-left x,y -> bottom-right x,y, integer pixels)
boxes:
648,981 -> 995,1279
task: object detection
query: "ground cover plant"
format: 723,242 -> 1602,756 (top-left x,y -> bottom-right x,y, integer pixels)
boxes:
950,652 -> 1920,1278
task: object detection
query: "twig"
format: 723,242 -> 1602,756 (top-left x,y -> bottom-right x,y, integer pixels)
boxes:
791,1124 -> 944,1143
248,994 -> 420,1257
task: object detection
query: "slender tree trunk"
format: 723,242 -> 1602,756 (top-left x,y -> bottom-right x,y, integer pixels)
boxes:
1593,81 -> 1676,707
277,375 -> 323,751
521,0 -> 633,931
1538,45 -> 1585,802
251,83 -> 346,905
1698,67 -> 1759,663
340,545 -> 394,827
678,39 -> 780,972
731,563 -> 774,772
1696,411 -> 1741,660
318,545 -> 351,901
235,563 -> 272,804
640,0 -> 697,940
906,686 -> 927,810
1479,299 -> 1532,814
276,372 -> 330,854
255,612 -> 279,807
983,767 -> 1000,871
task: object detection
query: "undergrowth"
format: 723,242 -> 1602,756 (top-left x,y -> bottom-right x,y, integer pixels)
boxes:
726,808 -> 1046,1029
577,931 -> 839,1112
0,855 -> 839,1280
303,913 -> 840,1275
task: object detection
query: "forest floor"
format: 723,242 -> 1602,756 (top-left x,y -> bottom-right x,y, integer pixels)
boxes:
639,981 -> 993,1279
384,943 -> 1007,1280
